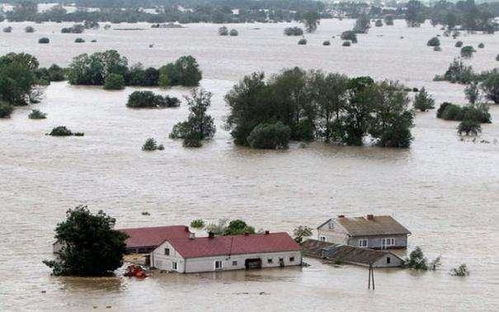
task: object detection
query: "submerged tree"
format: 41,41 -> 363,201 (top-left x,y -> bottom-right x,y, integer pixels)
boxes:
293,226 -> 313,243
43,206 -> 128,276
405,0 -> 426,27
414,87 -> 435,111
169,88 -> 216,147
301,11 -> 320,33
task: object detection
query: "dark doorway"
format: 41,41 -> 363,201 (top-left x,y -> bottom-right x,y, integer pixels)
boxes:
144,255 -> 151,267
245,258 -> 262,270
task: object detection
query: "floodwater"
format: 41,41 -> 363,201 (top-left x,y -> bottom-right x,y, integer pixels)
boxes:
0,19 -> 498,311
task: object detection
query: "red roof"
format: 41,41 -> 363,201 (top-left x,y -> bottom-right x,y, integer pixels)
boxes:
119,225 -> 191,249
166,232 -> 300,258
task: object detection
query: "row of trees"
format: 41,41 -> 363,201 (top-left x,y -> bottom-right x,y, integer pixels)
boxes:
3,1 -> 325,24
225,68 -> 415,149
67,50 -> 202,89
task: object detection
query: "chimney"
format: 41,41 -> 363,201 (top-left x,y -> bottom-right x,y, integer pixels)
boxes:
208,232 -> 215,239
264,230 -> 270,235
338,215 -> 345,218
189,232 -> 195,240
367,214 -> 374,221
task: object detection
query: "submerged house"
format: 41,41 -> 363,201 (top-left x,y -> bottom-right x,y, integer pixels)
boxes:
119,225 -> 193,254
317,215 -> 411,249
151,232 -> 302,273
301,239 -> 403,268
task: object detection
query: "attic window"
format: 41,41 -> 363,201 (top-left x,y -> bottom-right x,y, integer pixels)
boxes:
387,257 -> 391,264
328,222 -> 334,229
164,248 -> 170,255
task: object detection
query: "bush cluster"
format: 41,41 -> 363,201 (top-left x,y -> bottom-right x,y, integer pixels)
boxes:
142,138 -> 164,151
38,37 -> 50,44
284,27 -> 304,36
437,102 -> 490,123
127,91 -> 180,108
49,126 -> 84,136
61,24 -> 84,34
29,109 -> 47,119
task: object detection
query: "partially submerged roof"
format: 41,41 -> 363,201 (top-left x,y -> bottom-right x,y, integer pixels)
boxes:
336,215 -> 411,236
166,232 -> 301,259
119,225 -> 191,249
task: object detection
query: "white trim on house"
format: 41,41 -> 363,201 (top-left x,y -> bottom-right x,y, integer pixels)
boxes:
359,239 -> 368,248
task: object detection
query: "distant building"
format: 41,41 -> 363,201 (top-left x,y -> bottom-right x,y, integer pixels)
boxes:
119,225 -> 192,254
302,239 -> 404,268
317,215 -> 411,249
151,232 -> 302,273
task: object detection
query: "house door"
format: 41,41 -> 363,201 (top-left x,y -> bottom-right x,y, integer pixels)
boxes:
245,258 -> 262,270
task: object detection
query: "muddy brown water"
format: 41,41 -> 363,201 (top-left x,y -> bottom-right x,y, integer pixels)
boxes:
0,19 -> 498,311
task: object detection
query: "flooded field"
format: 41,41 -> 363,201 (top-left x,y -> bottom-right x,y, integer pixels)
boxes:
0,19 -> 498,311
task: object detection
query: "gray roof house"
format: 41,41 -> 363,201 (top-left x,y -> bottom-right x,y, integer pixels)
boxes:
301,239 -> 404,268
317,215 -> 411,249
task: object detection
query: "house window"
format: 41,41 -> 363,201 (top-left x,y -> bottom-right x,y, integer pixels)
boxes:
319,236 -> 326,242
267,258 -> 273,264
359,239 -> 368,247
215,260 -> 223,270
289,257 -> 295,262
172,262 -> 177,270
328,222 -> 334,229
386,257 -> 391,264
232,261 -> 238,266
164,248 -> 170,255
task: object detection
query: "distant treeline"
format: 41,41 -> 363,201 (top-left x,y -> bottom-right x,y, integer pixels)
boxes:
2,0 -> 325,23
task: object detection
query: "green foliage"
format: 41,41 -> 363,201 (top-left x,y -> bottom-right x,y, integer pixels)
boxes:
433,46 -> 442,52
405,0 -> 426,27
342,41 -> 351,47
61,24 -> 84,34
127,91 -> 179,108
247,122 -> 291,149
478,43 -> 484,49
293,226 -> 313,243
450,264 -> 470,276
103,73 -> 125,90
455,41 -> 463,48
169,89 -> 215,147
74,38 -> 85,43
190,219 -> 205,229
480,70 -> 499,103
38,37 -> 49,44
47,64 -> 66,81
322,40 -> 330,46
68,50 -> 128,85
353,14 -> 370,33
158,66 -> 170,88
0,52 -> 39,108
205,219 -> 255,236
301,11 -> 320,33
29,109 -> 47,119
341,30 -> 357,43
142,138 -> 163,151
49,126 -> 75,136
298,38 -> 307,45
166,56 -> 202,86
458,119 -> 481,136
284,27 -> 303,36
218,26 -> 228,36
438,102 -> 491,123
460,46 -> 475,58
0,101 -> 13,118
375,19 -> 383,27
435,58 -> 475,84
3,26 -> 12,33
229,29 -> 239,36
464,82 -> 480,104
427,37 -> 440,47
403,246 -> 428,270
43,206 -> 127,276
25,26 -> 35,33
225,69 -> 414,148
414,87 -> 435,111
384,15 -> 394,26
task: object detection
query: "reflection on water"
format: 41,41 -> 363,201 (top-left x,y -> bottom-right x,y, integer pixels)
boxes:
0,19 -> 498,311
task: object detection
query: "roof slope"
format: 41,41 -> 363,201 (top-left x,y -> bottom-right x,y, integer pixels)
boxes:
119,225 -> 191,248
336,216 -> 411,236
167,232 -> 300,259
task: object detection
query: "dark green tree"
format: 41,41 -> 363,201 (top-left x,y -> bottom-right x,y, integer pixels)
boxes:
43,206 -> 128,276
301,11 -> 320,33
414,87 -> 435,111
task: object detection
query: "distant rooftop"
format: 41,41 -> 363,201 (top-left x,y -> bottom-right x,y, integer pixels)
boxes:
119,225 -> 191,249
335,215 -> 411,236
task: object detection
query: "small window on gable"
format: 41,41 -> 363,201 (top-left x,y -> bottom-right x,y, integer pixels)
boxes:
164,248 -> 170,255
329,222 -> 334,229
232,261 -> 237,266
387,257 -> 391,264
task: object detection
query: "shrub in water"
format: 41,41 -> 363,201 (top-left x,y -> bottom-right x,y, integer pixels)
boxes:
478,43 -> 484,48
457,119 -> 481,136
247,121 -> 291,149
190,219 -> 205,229
427,37 -> 440,47
384,15 -> 394,26
3,26 -> 12,33
460,46 -> 475,58
127,91 -> 180,108
340,30 -> 357,43
342,41 -> 351,47
450,264 -> 470,276
0,101 -> 13,118
25,26 -> 35,33
375,19 -> 383,27
29,109 -> 47,119
49,126 -> 74,136
38,37 -> 49,44
229,29 -> 239,36
455,41 -> 463,48
142,138 -> 163,151
298,38 -> 307,45
433,46 -> 442,51
218,26 -> 228,36
74,38 -> 85,43
414,87 -> 435,111
322,40 -> 330,46
103,74 -> 125,90
284,27 -> 303,36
